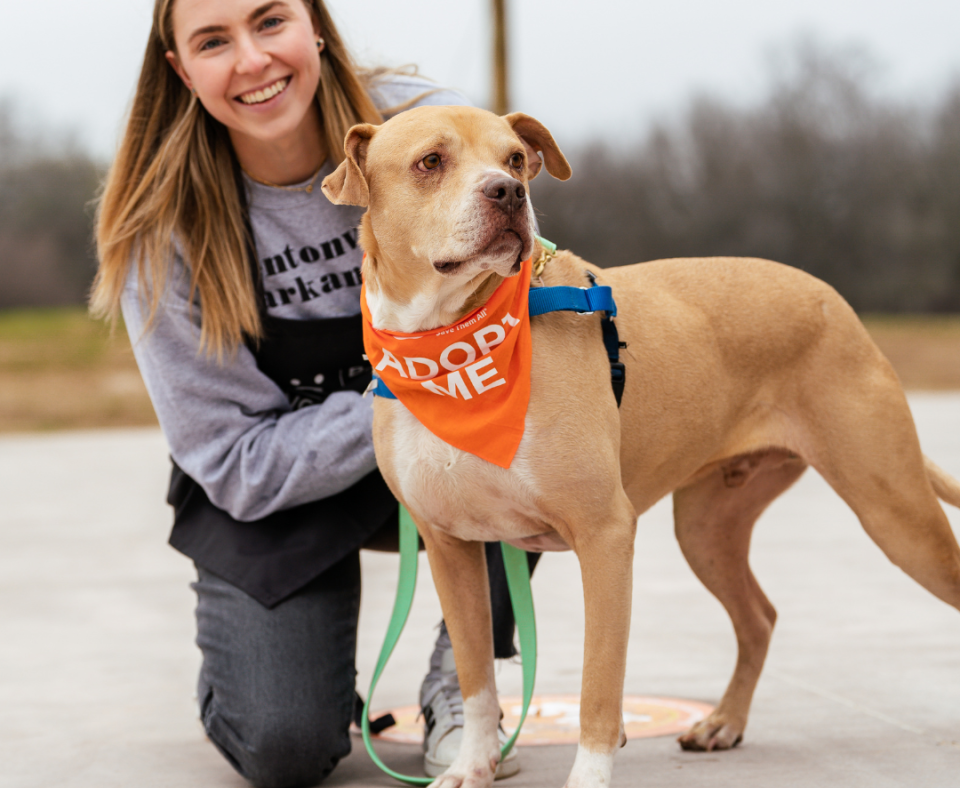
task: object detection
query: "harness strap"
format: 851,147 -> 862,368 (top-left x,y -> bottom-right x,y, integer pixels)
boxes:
586,271 -> 627,407
362,506 -> 537,785
528,284 -> 616,317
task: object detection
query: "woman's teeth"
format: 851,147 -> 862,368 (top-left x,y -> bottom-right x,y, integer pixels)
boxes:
239,78 -> 289,105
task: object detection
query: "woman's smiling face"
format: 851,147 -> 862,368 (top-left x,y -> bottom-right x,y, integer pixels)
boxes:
166,0 -> 321,150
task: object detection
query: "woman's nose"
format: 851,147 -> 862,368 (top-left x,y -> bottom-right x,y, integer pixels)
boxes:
235,35 -> 271,74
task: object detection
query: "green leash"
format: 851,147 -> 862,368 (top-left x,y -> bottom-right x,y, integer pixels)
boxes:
362,505 -> 538,785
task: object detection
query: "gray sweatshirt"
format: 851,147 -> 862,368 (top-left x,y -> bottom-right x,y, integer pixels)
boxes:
122,75 -> 469,522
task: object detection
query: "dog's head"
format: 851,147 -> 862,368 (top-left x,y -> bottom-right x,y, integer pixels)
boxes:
322,106 -> 571,285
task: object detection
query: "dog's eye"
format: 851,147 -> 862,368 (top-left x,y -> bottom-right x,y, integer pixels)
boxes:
420,153 -> 442,171
509,152 -> 524,170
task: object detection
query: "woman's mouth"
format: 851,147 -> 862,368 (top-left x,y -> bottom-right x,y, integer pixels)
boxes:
236,77 -> 290,105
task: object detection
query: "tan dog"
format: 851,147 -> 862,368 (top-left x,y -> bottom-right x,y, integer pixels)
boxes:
322,105 -> 960,788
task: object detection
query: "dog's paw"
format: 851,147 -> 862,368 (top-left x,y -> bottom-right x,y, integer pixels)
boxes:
677,712 -> 745,752
562,746 -> 615,788
428,749 -> 500,788
430,776 -> 464,788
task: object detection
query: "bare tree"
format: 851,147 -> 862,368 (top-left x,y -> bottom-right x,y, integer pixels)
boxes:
533,41 -> 960,313
0,102 -> 103,309
2,41 -> 960,313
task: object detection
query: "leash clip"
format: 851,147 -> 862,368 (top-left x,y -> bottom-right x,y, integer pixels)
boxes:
532,235 -> 556,283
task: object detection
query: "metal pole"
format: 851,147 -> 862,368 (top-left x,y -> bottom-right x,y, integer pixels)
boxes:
492,0 -> 509,114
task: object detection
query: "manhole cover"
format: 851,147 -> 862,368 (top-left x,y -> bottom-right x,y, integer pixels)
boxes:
371,695 -> 714,746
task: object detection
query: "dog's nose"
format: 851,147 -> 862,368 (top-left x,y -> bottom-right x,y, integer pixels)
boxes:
483,177 -> 526,212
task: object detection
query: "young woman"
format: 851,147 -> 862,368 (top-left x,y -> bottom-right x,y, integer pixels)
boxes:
92,1 -> 535,786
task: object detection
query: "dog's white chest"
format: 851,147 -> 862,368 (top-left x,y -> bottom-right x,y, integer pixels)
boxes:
380,401 -> 555,545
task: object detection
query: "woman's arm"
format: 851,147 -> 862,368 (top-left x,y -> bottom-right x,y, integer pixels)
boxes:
122,79 -> 472,522
121,261 -> 377,522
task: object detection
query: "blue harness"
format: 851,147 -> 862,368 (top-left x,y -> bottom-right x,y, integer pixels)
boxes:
370,269 -> 626,406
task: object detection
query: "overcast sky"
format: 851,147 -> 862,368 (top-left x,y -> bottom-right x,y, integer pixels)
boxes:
3,0 -> 960,159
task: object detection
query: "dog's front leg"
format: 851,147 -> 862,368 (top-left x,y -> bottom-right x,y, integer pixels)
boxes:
565,496 -> 637,788
419,524 -> 501,788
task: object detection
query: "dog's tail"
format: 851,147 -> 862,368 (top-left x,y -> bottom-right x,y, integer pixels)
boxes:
925,455 -> 960,509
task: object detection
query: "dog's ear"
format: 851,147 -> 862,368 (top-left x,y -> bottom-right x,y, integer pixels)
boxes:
503,112 -> 572,181
321,123 -> 377,206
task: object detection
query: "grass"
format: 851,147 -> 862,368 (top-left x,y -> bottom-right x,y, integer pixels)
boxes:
1,308 -> 959,434
0,307 -> 157,432
860,315 -> 960,391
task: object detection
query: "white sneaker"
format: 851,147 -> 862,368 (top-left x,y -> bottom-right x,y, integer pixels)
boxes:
420,626 -> 520,780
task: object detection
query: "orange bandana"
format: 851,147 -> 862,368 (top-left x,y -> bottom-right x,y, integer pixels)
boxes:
361,259 -> 533,468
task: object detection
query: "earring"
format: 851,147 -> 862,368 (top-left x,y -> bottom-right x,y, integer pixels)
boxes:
316,37 -> 325,53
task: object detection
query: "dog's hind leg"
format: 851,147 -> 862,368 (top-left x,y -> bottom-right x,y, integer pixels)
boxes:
807,384 -> 960,612
673,450 -> 808,752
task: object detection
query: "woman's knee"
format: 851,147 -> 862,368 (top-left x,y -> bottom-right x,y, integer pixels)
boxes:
202,689 -> 352,788
192,561 -> 361,787
243,722 -> 349,788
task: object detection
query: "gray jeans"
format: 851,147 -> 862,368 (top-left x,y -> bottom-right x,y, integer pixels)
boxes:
194,553 -> 360,788
193,544 -> 537,788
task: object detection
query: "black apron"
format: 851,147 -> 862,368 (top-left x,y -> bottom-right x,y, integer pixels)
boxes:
167,310 -> 399,608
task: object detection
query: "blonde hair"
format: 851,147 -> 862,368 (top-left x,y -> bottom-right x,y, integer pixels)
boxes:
91,0 -> 386,357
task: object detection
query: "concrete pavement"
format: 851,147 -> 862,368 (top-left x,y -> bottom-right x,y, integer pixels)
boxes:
2,393 -> 960,787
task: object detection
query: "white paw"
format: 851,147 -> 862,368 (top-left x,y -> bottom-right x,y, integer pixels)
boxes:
428,747 -> 500,788
562,745 -> 615,788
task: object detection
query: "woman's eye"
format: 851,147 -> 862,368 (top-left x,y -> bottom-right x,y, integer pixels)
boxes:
421,154 -> 441,170
262,17 -> 282,30
199,38 -> 224,52
509,152 -> 524,170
